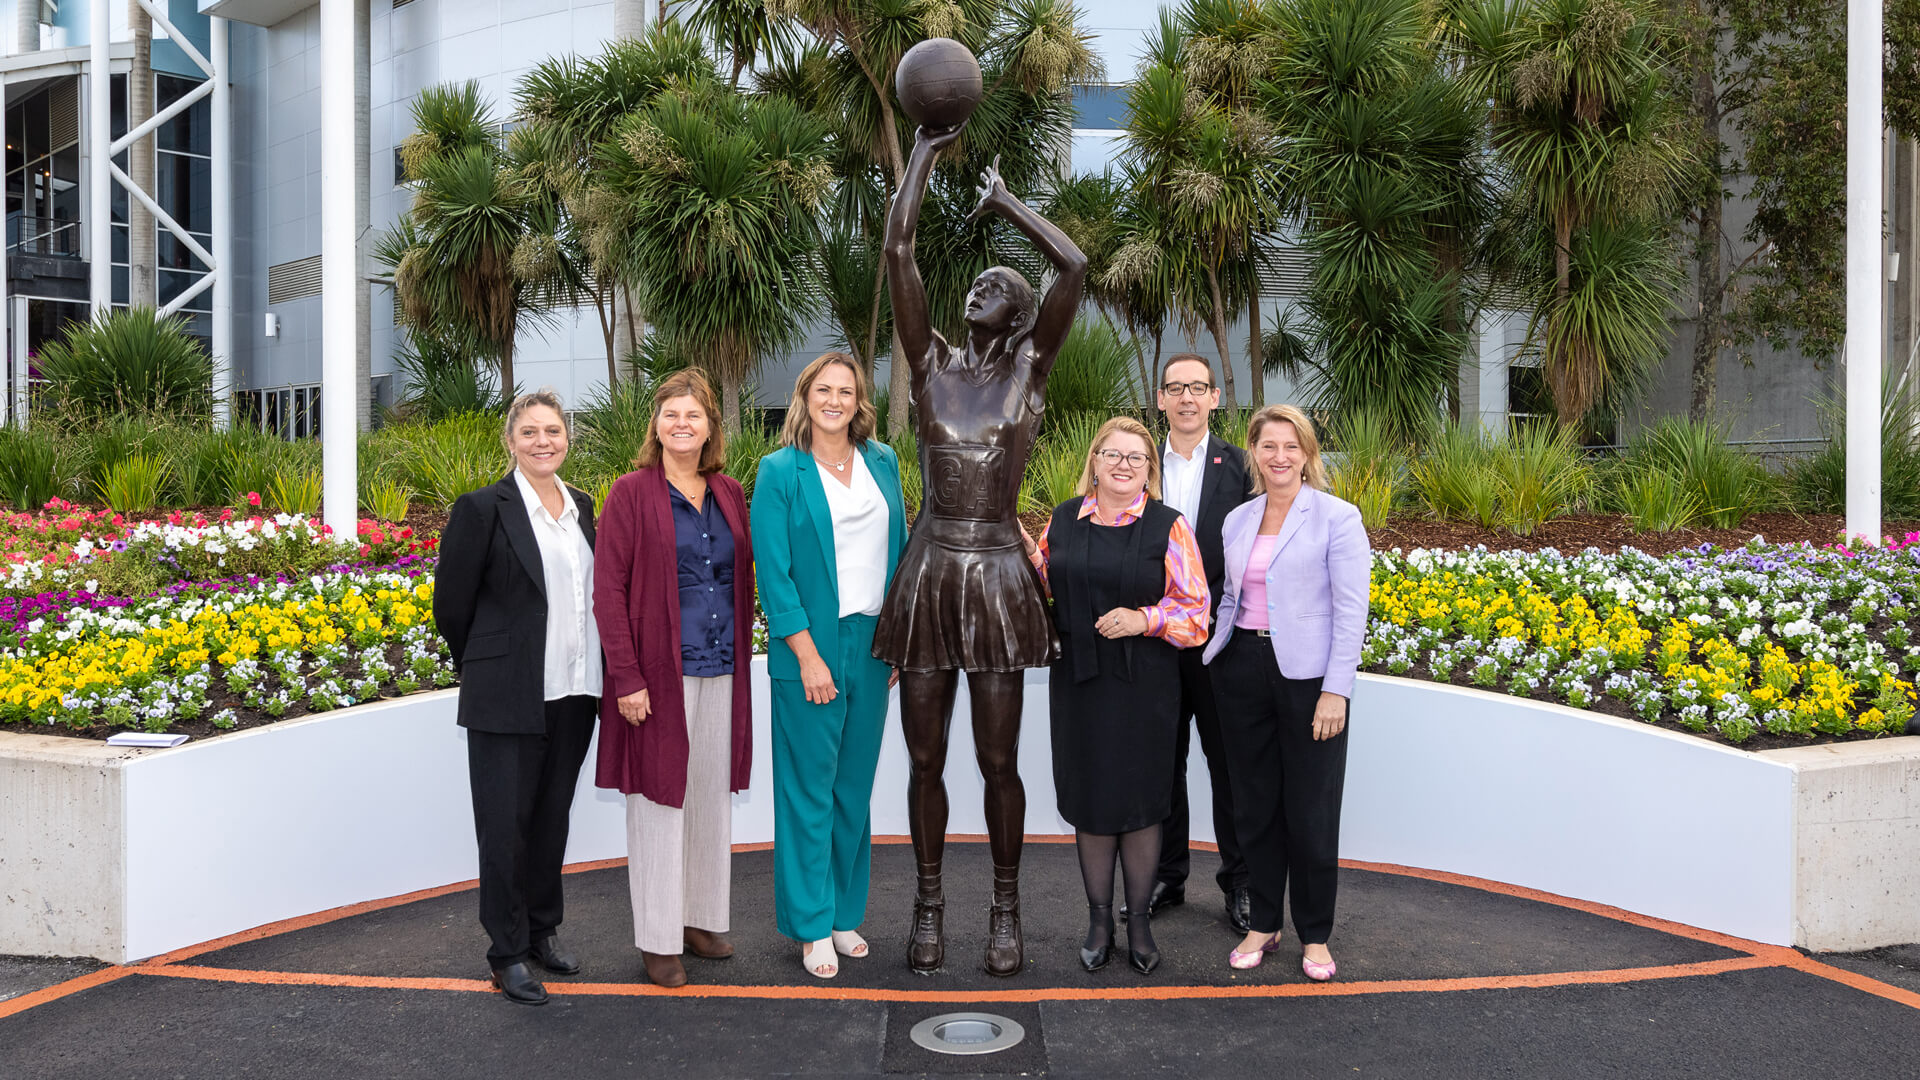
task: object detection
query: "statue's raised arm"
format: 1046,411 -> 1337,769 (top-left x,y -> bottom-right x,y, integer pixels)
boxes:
883,123 -> 965,398
964,155 -> 1087,385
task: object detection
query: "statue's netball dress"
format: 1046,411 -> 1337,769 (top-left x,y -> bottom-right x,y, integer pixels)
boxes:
873,344 -> 1059,672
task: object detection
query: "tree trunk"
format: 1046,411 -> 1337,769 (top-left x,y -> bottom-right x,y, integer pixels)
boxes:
499,322 -> 516,404
1247,269 -> 1264,410
612,0 -> 647,40
617,281 -> 642,362
1687,47 -> 1724,422
128,1 -> 156,309
1205,264 -> 1238,412
596,279 -> 617,390
864,249 -> 885,382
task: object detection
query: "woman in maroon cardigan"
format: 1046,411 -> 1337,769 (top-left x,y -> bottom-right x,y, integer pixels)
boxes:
593,368 -> 755,988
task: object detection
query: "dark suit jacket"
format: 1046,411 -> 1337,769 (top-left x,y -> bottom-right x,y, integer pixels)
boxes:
433,473 -> 598,735
592,465 -> 755,808
1160,435 -> 1251,621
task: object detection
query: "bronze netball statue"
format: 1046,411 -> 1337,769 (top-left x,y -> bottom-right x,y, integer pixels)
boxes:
873,39 -> 1087,977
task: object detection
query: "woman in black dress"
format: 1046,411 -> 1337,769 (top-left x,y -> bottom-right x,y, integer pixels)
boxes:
1022,417 -> 1210,974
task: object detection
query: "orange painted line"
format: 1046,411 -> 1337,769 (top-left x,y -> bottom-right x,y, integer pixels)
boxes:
1338,859 -> 1773,956
136,954 -> 1776,1003
1782,953 -> 1920,1012
0,967 -> 136,1020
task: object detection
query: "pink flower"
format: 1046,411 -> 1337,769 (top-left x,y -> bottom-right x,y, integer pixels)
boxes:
247,492 -> 262,507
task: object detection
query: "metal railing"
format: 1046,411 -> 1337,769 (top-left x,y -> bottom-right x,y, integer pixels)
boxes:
7,215 -> 82,258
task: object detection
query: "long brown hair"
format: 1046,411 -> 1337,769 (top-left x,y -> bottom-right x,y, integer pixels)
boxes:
636,368 -> 727,474
780,352 -> 876,450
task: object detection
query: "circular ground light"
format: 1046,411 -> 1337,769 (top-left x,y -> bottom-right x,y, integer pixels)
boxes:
907,1012 -> 1027,1056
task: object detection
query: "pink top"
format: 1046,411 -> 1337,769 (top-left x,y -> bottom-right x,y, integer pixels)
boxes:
1235,533 -> 1280,631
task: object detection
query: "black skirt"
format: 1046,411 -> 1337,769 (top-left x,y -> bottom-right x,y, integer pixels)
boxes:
872,532 -> 1060,673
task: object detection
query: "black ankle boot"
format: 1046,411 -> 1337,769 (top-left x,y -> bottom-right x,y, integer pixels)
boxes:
983,864 -> 1024,977
908,862 -> 944,974
1080,904 -> 1114,972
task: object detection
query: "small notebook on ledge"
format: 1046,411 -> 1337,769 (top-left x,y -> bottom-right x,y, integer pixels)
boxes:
105,733 -> 191,748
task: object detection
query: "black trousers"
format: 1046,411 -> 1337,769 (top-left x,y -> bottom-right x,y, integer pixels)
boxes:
1210,633 -> 1347,943
1158,645 -> 1247,893
467,694 -> 597,969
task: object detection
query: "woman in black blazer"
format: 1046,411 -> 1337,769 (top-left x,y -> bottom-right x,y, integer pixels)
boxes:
433,389 -> 602,1007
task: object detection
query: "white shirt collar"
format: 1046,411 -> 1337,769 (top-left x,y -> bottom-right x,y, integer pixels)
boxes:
513,468 -> 576,524
1164,429 -> 1210,464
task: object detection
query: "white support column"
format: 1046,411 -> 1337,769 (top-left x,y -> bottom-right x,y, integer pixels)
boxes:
211,17 -> 232,429
89,0 -> 112,318
11,297 -> 27,430
1847,0 -> 1885,543
321,0 -> 358,535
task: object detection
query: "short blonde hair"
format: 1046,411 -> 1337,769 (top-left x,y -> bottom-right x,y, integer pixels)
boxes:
502,389 -> 568,454
636,368 -> 727,474
780,352 -> 876,450
1245,404 -> 1327,494
1075,416 -> 1162,500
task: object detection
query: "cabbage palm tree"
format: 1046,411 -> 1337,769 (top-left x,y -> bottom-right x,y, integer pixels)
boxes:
382,83 -> 543,399
1262,0 -> 1489,440
596,81 -> 835,431
1453,0 -> 1694,425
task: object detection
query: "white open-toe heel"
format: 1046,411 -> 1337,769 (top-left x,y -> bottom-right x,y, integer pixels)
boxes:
831,930 -> 869,959
803,938 -> 838,979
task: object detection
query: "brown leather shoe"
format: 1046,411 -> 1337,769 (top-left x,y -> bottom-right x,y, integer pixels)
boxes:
683,927 -> 734,959
983,900 -> 1023,977
642,950 -> 688,987
907,895 -> 944,974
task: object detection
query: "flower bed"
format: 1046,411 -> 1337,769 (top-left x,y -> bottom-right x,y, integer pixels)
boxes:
1363,533 -> 1920,746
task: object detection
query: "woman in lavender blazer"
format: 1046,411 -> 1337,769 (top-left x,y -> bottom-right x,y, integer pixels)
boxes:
1201,404 -> 1369,981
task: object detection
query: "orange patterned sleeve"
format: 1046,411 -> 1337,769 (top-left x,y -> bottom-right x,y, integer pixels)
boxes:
1141,515 -> 1210,647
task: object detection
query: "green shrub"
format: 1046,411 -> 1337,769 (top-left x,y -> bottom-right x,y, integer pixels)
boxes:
1326,409 -> 1406,530
1412,424 -> 1500,528
1626,416 -> 1772,528
0,429 -> 62,511
81,415 -> 172,495
1021,412 -> 1102,515
1044,322 -> 1139,421
889,427 -> 922,519
34,307 -> 214,418
1209,407 -> 1254,446
571,375 -> 658,487
1785,376 -> 1920,519
724,416 -> 777,504
363,478 -> 414,522
390,329 -> 502,421
1613,465 -> 1701,533
1493,424 -> 1591,536
98,452 -> 170,512
391,413 -> 505,508
267,468 -> 323,514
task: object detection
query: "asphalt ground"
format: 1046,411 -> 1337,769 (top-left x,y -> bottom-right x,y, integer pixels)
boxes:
4,840 -> 1919,1079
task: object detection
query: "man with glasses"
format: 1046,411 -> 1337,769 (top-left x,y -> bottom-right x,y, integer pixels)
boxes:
1120,353 -> 1254,933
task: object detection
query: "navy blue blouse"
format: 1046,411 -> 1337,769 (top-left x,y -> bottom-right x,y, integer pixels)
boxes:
670,485 -> 735,677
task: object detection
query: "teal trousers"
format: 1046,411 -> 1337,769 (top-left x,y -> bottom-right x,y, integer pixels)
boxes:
771,613 -> 891,942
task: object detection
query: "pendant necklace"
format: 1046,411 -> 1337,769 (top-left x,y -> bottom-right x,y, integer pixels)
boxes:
816,447 -> 854,473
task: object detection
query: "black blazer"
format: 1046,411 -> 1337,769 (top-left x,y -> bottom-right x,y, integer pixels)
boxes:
433,473 -> 597,735
1160,435 -> 1251,620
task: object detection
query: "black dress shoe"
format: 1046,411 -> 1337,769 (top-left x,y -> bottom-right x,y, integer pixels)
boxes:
1118,882 -> 1186,922
1080,904 -> 1114,972
1129,947 -> 1162,975
530,936 -> 580,976
491,961 -> 548,1006
1225,887 -> 1252,934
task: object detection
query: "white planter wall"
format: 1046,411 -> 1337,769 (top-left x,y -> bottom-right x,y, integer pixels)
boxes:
3,666 -> 1916,962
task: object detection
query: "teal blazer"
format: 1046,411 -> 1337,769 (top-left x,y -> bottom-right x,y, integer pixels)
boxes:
751,440 -> 909,681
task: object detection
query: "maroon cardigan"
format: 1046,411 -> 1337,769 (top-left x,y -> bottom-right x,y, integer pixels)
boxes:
592,465 -> 754,807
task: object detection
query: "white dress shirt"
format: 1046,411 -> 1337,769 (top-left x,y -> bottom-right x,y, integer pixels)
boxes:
513,469 -> 603,701
1161,430 -> 1210,525
820,450 -> 891,618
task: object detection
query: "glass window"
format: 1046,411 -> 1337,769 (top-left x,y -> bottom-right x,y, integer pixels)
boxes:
156,75 -> 211,155
110,74 -> 127,141
155,153 -> 211,234
22,97 -> 48,163
158,233 -> 211,273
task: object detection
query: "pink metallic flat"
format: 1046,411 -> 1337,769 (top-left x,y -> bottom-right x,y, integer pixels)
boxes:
1302,954 -> 1337,982
1227,933 -> 1281,970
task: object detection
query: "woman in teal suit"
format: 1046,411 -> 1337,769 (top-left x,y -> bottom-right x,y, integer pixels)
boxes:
753,351 -> 909,979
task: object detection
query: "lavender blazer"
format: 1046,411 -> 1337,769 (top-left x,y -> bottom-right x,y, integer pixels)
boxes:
1200,484 -> 1371,698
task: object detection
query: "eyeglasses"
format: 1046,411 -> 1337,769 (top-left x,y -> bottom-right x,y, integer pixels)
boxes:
1160,381 -> 1214,397
1094,449 -> 1150,468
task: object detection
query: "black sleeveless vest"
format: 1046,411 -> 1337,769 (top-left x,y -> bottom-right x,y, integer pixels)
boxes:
1047,497 -> 1181,685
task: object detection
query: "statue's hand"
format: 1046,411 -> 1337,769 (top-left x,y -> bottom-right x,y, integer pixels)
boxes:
966,155 -> 1009,226
918,123 -> 966,153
